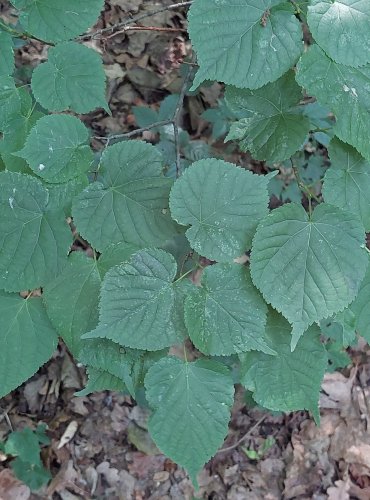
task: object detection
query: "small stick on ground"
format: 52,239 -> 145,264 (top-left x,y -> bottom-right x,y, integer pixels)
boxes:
217,414 -> 267,453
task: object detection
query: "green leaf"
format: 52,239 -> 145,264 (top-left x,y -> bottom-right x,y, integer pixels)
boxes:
133,106 -> 159,128
172,279 -> 195,339
0,293 -> 58,398
184,264 -> 273,355
145,357 -> 234,484
320,309 -> 356,347
158,94 -> 179,121
326,342 -> 351,373
225,71 -> 310,162
299,155 -> 326,184
0,87 -> 41,170
240,310 -> 327,422
323,138 -> 370,231
0,99 -> 43,174
43,253 -> 102,357
0,172 -> 72,292
296,45 -> 370,161
97,242 -> 141,277
31,42 -> 108,114
11,458 -> 51,491
350,258 -> 370,342
0,31 -> 14,76
83,249 -> 184,351
43,245 -> 139,357
303,101 -> 333,132
76,367 -> 127,396
79,339 -> 166,397
79,339 -> 138,396
250,203 -> 368,349
11,0 -> 104,43
307,0 -> 370,67
34,424 -> 50,446
188,0 -> 302,90
0,76 -> 20,129
46,176 -> 89,215
4,428 -> 42,464
72,141 -> 176,252
17,114 -> 93,184
169,159 -> 272,262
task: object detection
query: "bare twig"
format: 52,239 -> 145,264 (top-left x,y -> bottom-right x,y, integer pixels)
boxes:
173,63 -> 193,177
106,25 -> 187,39
289,0 -> 308,21
0,18 -> 54,45
93,0 -> 195,176
94,59 -> 194,177
94,119 -> 173,143
80,1 -> 193,40
0,19 -> 19,36
0,404 -> 14,431
217,414 -> 267,454
290,158 -> 320,210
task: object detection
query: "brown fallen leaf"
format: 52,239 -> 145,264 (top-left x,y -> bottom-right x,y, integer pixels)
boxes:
127,452 -> 165,479
127,422 -> 159,455
327,479 -> 350,500
345,444 -> 370,469
57,421 -> 78,449
320,369 -> 356,416
0,469 -> 30,500
46,460 -> 79,496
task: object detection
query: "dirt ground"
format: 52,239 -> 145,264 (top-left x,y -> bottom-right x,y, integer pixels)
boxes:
1,1 -> 370,498
2,345 -> 370,499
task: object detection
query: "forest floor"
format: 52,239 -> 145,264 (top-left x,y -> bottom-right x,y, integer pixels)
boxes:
2,346 -> 370,499
1,1 -> 370,499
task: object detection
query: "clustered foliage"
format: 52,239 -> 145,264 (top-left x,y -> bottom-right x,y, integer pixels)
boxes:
1,0 -> 370,486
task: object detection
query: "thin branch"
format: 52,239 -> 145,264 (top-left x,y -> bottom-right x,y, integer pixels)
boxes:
106,25 -> 187,39
291,158 -> 320,210
94,119 -> 174,142
289,0 -> 307,21
80,1 -> 193,40
173,62 -> 194,177
0,403 -> 15,431
217,414 -> 267,454
311,127 -> 332,133
0,19 -> 19,36
94,62 -> 194,175
172,267 -> 196,284
0,19 -> 54,45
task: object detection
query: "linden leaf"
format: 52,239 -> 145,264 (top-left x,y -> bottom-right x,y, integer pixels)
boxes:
170,159 -> 273,262
250,203 -> 367,348
188,0 -> 302,89
145,357 -> 234,485
31,42 -> 108,113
